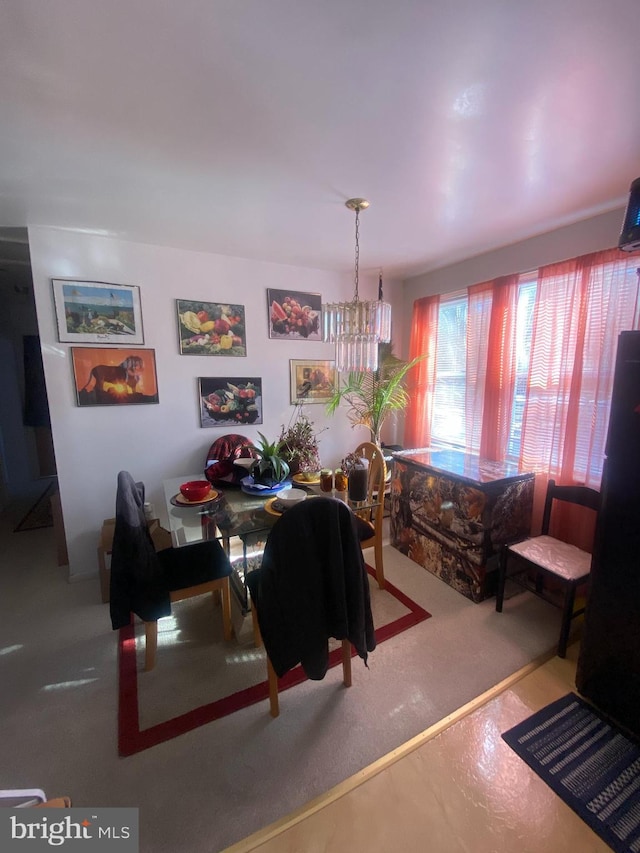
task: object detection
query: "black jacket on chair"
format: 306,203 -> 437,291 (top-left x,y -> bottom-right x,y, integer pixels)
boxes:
110,470 -> 232,630
246,497 -> 376,680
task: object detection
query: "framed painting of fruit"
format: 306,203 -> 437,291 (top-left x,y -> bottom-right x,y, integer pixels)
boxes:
199,376 -> 263,427
176,300 -> 246,355
266,289 -> 322,340
289,359 -> 336,404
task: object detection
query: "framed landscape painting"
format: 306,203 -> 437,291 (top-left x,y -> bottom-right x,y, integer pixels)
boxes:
177,300 -> 246,356
266,288 -> 322,340
71,347 -> 159,407
52,279 -> 144,344
199,376 -> 262,427
289,359 -> 336,404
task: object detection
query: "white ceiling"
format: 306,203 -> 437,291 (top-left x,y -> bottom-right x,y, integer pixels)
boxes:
1,0 -> 639,279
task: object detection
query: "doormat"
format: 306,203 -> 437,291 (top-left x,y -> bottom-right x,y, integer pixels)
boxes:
13,481 -> 56,532
118,565 -> 431,756
502,692 -> 640,853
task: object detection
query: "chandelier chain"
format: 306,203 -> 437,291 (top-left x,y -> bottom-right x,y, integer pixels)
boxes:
353,207 -> 360,303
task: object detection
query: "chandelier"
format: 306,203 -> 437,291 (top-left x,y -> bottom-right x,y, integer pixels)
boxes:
322,198 -> 391,372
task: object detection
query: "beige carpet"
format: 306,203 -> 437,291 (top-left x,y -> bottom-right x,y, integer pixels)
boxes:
0,517 -> 563,853
134,571 -> 417,730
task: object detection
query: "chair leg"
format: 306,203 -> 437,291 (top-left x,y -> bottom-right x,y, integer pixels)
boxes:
341,639 -> 352,687
144,621 -> 158,671
558,583 -> 577,658
267,657 -> 279,717
220,578 -> 232,641
496,547 -> 508,612
374,533 -> 385,589
251,602 -> 262,648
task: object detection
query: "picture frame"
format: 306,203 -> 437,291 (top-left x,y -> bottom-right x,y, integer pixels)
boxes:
289,359 -> 336,405
71,347 -> 159,407
176,300 -> 246,356
266,288 -> 322,340
199,376 -> 263,427
52,279 -> 144,344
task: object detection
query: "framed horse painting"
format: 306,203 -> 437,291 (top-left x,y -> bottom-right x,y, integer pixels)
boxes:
71,347 -> 159,406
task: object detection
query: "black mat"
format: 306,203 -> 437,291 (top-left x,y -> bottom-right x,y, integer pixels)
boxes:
502,693 -> 640,853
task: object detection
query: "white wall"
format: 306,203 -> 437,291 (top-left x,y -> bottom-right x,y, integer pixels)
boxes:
401,207 -> 627,356
28,227 -> 392,579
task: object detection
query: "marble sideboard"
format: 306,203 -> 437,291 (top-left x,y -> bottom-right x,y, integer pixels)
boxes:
390,449 -> 535,602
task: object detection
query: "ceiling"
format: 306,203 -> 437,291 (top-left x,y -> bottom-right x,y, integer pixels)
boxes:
1,0 -> 638,281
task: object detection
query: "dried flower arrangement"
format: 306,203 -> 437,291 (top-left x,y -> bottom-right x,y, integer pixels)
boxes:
278,407 -> 325,475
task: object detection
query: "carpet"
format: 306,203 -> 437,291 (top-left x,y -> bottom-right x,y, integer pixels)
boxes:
118,565 -> 430,756
502,693 -> 640,853
13,481 -> 56,532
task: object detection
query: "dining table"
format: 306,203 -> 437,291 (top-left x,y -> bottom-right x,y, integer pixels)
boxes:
163,473 -> 380,614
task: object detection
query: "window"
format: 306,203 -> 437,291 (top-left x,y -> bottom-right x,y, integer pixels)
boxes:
408,247 -> 640,487
431,294 -> 467,447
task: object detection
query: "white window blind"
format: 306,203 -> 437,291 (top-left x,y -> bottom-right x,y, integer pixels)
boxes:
431,294 -> 468,447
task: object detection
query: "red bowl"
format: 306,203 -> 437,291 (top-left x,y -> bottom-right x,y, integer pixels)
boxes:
179,480 -> 211,501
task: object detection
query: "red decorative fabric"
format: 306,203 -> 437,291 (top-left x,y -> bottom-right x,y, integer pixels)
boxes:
204,434 -> 256,485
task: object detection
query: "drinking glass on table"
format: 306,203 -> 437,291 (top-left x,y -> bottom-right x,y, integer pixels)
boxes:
320,469 -> 334,493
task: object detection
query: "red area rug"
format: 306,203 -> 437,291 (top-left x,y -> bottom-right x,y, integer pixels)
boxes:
118,566 -> 430,756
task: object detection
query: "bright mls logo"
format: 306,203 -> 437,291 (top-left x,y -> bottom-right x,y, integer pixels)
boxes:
1,808 -> 138,850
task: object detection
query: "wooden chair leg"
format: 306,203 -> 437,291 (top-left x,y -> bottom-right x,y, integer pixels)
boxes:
251,603 -> 262,648
220,578 -> 232,641
558,583 -> 576,658
341,639 -> 352,687
267,657 -> 279,717
144,621 -> 158,671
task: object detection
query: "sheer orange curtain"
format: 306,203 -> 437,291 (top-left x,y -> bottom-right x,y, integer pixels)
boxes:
465,275 -> 519,458
519,247 -> 640,535
480,275 -> 519,460
405,294 -> 439,448
465,282 -> 492,453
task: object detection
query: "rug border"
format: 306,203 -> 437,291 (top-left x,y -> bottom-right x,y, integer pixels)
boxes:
502,692 -> 640,853
118,565 -> 431,756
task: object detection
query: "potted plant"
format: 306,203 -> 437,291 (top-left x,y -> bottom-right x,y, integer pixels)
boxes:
278,408 -> 323,476
326,343 -> 425,445
252,432 -> 290,488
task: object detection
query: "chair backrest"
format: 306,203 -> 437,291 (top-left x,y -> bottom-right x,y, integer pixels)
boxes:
110,471 -> 170,629
541,479 -> 601,536
353,441 -> 386,502
248,496 -> 375,680
353,441 -> 386,528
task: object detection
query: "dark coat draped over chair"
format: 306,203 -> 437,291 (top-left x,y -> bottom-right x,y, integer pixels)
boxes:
247,496 -> 376,680
110,470 -> 232,633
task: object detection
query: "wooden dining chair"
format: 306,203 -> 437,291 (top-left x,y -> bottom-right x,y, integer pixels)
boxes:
110,471 -> 233,671
246,497 -> 375,717
352,441 -> 387,589
495,479 -> 600,657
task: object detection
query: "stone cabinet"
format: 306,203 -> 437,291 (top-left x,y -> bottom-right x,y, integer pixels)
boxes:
390,449 -> 535,602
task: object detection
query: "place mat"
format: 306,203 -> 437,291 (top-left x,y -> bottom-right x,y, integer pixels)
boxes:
241,476 -> 291,496
502,692 -> 640,853
170,489 -> 219,507
292,473 -> 321,486
264,497 -> 286,516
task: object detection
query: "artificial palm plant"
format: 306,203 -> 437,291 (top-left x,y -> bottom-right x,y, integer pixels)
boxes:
326,343 -> 425,445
